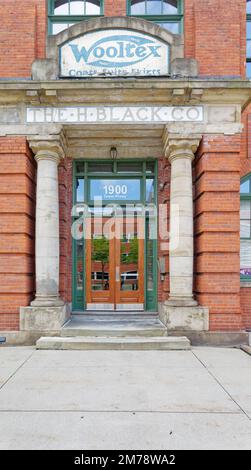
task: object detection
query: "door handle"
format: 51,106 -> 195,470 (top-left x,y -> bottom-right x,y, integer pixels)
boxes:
116,267 -> 120,282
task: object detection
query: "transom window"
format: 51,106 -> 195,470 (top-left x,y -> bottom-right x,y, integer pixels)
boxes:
48,0 -> 103,35
127,0 -> 183,34
240,174 -> 251,279
75,160 -> 156,205
247,0 -> 251,77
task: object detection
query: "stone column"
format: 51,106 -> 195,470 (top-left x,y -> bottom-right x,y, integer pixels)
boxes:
165,134 -> 201,306
160,131 -> 208,332
20,134 -> 69,332
32,150 -> 63,306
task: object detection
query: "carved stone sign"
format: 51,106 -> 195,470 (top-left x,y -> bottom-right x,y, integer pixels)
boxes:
26,106 -> 204,124
59,29 -> 170,77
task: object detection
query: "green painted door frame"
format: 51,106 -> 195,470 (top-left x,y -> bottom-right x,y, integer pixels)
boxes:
72,159 -> 158,312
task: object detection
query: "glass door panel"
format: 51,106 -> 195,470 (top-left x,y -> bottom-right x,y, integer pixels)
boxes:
91,236 -> 110,291
85,216 -> 144,311
115,218 -> 144,310
86,217 -> 115,310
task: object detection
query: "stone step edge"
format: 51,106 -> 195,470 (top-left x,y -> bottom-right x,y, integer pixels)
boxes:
36,336 -> 191,350
61,328 -> 167,338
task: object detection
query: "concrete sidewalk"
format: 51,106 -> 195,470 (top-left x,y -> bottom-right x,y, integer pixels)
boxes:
0,346 -> 251,450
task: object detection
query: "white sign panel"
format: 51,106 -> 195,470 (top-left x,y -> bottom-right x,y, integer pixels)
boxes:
59,29 -> 170,77
26,106 -> 204,124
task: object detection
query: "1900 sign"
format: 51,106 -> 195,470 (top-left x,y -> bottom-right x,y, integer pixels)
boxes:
59,29 -> 170,77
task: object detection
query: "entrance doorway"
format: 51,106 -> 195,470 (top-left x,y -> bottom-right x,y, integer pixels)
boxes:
72,160 -> 158,312
86,216 -> 144,310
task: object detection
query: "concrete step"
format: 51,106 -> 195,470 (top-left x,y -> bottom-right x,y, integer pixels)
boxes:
36,336 -> 191,351
61,315 -> 167,338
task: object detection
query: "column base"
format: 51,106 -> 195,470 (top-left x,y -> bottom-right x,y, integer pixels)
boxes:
31,296 -> 65,307
160,301 -> 209,331
20,304 -> 70,332
167,296 -> 198,307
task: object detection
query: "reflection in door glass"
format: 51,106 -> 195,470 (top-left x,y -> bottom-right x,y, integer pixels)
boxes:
76,178 -> 85,202
76,239 -> 84,292
146,179 -> 154,203
146,218 -> 154,292
91,236 -> 110,291
120,235 -> 139,291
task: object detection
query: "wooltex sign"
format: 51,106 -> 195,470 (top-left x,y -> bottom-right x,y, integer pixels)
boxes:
59,29 -> 170,77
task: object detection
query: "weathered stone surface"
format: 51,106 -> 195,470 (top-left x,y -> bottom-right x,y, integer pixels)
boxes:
171,58 -> 199,77
163,134 -> 201,303
28,135 -> 66,308
0,329 -> 248,346
31,59 -> 58,80
169,331 -> 249,347
160,304 -> 209,331
61,315 -> 167,338
0,106 -> 21,124
20,305 -> 70,332
36,336 -> 191,350
46,17 -> 184,65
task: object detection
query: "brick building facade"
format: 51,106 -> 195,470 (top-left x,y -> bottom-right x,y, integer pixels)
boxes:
0,0 -> 251,347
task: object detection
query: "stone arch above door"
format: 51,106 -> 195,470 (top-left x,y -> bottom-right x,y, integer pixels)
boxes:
32,16 -> 187,80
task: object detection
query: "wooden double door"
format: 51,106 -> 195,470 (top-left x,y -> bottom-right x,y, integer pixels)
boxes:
86,217 -> 144,310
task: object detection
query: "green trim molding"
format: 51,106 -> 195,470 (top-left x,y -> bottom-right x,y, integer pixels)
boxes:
127,0 -> 183,33
48,0 -> 104,34
72,159 -> 158,312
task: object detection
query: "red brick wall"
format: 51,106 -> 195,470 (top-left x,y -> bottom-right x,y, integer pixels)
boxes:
58,160 -> 68,303
59,157 -> 73,304
241,288 -> 251,329
0,0 -> 247,78
0,0 -> 47,78
158,158 -> 170,302
240,104 -> 251,329
194,135 -> 242,331
0,138 -> 36,330
104,0 -> 126,16
184,0 -> 246,78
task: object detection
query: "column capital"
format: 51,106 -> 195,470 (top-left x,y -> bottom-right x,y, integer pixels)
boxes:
27,131 -> 66,164
163,130 -> 202,163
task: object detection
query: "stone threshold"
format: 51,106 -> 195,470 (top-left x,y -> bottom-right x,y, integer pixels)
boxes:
36,336 -> 191,351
